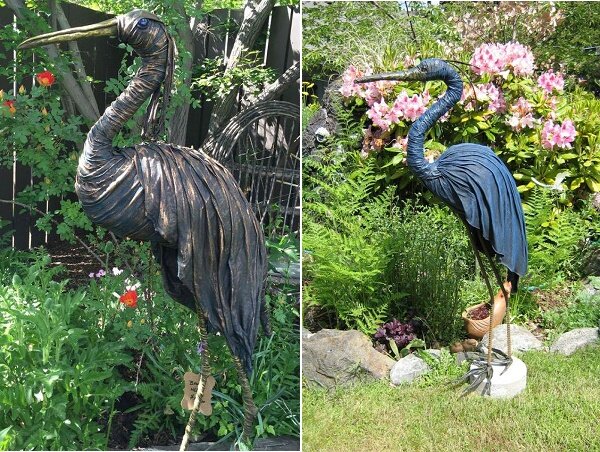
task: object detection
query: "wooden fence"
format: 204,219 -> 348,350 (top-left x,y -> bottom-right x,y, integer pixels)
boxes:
0,2 -> 299,249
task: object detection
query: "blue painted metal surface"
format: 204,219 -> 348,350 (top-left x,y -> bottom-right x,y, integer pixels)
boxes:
359,59 -> 528,288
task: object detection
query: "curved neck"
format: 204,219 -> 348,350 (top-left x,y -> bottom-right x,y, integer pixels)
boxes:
406,64 -> 463,176
80,49 -> 167,168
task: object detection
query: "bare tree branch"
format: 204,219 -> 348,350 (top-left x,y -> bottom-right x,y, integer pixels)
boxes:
253,61 -> 299,104
206,0 -> 275,136
49,0 -> 100,118
6,0 -> 100,123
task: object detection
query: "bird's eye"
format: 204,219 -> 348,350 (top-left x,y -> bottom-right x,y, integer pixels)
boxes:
137,18 -> 149,29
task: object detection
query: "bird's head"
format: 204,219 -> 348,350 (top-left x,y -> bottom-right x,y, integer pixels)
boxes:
355,58 -> 454,84
18,10 -> 168,57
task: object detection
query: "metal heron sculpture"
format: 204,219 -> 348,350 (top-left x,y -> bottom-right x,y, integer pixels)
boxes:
357,58 -> 528,395
19,10 -> 269,443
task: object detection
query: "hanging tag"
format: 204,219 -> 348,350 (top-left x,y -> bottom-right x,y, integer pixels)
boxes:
181,371 -> 216,414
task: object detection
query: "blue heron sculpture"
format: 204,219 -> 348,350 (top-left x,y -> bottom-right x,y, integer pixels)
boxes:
19,10 -> 268,443
357,58 -> 528,394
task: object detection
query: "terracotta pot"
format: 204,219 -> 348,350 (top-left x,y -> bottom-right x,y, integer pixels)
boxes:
462,296 -> 507,340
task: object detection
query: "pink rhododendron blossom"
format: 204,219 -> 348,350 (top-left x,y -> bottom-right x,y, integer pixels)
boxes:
340,65 -> 362,97
537,70 -> 564,93
504,42 -> 535,75
541,119 -> 576,150
507,97 -> 535,131
393,137 -> 408,151
394,90 -> 431,121
512,97 -> 532,116
507,113 -> 535,131
470,42 -> 534,76
367,99 -> 392,131
363,82 -> 382,106
461,83 -> 505,113
470,43 -> 506,75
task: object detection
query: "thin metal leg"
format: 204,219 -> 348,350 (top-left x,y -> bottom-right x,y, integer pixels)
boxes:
461,221 -> 496,365
232,355 -> 258,446
180,311 -> 211,452
479,239 -> 513,359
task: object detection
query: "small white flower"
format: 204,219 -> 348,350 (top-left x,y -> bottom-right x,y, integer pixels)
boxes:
112,267 -> 123,276
34,390 -> 44,402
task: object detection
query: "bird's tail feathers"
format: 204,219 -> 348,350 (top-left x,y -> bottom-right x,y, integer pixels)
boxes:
507,271 -> 519,293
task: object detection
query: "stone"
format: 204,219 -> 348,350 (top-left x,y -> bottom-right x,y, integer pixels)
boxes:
468,356 -> 527,399
302,329 -> 395,389
481,324 -> 544,354
550,328 -> 599,356
424,349 -> 442,359
301,327 -> 313,340
390,354 -> 430,385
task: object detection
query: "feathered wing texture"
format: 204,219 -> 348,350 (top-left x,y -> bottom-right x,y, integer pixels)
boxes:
424,143 -> 528,278
80,143 -> 268,375
134,143 -> 268,374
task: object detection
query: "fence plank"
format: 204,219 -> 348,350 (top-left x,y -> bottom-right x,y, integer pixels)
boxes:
0,10 -> 14,242
12,162 -> 30,250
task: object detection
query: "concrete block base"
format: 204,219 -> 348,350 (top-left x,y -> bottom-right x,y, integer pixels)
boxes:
469,356 -> 527,399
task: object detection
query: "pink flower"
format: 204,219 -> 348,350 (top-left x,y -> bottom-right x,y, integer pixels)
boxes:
471,43 -> 506,76
507,113 -> 535,131
393,137 -> 408,151
363,82 -> 383,106
511,97 -> 532,116
340,65 -> 362,98
470,42 -> 534,76
507,97 -> 535,131
537,70 -> 564,93
393,90 -> 430,121
504,42 -> 535,76
367,99 -> 392,131
541,119 -> 576,150
462,83 -> 506,113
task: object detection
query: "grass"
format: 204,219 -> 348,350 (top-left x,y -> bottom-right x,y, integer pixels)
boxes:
302,346 -> 600,451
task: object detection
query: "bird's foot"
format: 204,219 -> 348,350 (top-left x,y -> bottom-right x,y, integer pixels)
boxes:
454,347 -> 512,397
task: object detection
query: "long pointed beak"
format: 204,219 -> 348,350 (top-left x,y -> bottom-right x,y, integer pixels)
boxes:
18,17 -> 118,50
356,66 -> 425,83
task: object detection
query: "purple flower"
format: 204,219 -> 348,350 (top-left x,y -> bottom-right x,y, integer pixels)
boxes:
196,341 -> 207,356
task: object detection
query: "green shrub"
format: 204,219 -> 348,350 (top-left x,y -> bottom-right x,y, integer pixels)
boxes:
0,244 -> 299,450
385,201 -> 472,344
541,277 -> 600,342
303,155 -> 396,334
524,187 -> 597,285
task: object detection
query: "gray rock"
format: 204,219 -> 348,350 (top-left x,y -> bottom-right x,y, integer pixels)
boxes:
390,354 -> 430,385
424,349 -> 442,359
301,327 -> 313,340
481,324 -> 544,354
550,328 -> 599,356
302,329 -> 395,389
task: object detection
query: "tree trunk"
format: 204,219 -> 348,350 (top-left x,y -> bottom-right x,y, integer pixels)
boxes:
6,0 -> 100,123
206,0 -> 275,137
168,0 -> 197,146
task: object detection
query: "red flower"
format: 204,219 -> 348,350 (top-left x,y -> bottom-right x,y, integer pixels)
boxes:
3,100 -> 16,115
119,290 -> 138,308
36,70 -> 55,87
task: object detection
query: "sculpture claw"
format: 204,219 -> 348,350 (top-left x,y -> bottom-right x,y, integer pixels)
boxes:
454,347 -> 512,397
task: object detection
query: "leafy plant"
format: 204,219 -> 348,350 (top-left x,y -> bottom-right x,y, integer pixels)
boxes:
523,187 -> 595,284
541,277 -> 600,342
385,201 -> 472,345
302,155 -> 399,334
373,319 -> 420,359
